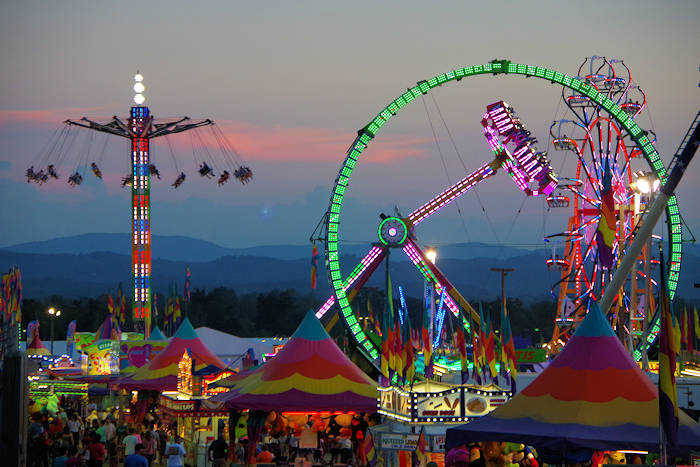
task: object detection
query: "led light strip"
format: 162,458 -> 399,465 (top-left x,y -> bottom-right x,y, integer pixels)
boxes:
315,246 -> 385,319
325,61 -> 682,362
407,163 -> 493,226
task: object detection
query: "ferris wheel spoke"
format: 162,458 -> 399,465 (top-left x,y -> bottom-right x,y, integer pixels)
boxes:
314,246 -> 386,319
401,239 -> 480,329
405,162 -> 495,227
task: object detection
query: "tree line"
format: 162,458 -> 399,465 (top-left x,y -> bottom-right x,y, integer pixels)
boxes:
20,286 -> 563,345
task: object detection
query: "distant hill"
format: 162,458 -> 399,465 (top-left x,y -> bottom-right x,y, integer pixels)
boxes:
2,234 -> 698,302
0,233 -> 540,262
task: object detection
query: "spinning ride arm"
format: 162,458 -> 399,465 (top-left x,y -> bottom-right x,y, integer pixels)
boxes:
316,161 -> 497,326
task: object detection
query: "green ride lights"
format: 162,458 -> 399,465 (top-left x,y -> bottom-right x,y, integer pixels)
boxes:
325,60 -> 682,362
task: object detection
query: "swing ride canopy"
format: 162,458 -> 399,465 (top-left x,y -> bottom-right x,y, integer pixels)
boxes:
211,311 -> 378,413
116,317 -> 226,391
445,302 -> 700,460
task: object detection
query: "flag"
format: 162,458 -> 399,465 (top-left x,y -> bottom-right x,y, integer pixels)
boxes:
595,157 -> 616,268
680,308 -> 688,349
484,315 -> 497,381
107,293 -> 115,314
455,308 -> 469,384
394,320 -> 404,383
694,307 -> 700,342
362,430 -> 377,467
659,292 -> 679,447
174,296 -> 182,325
477,303 -> 488,379
380,313 -> 391,379
503,303 -> 517,392
119,295 -> 127,327
310,244 -> 319,290
422,298 -> 433,378
685,308 -> 694,353
414,426 -> 428,466
184,267 -> 191,303
66,320 -> 77,356
470,310 -> 482,385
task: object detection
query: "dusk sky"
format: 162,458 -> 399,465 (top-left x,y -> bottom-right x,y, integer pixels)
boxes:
1,1 -> 698,258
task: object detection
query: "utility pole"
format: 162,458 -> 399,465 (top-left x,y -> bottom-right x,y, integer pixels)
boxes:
491,267 -> 515,328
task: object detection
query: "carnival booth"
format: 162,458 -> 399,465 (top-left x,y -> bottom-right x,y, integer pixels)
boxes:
116,318 -> 229,463
212,311 -> 378,464
446,302 -> 700,463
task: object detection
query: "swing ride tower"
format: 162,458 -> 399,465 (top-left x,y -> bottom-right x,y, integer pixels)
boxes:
65,73 -> 213,337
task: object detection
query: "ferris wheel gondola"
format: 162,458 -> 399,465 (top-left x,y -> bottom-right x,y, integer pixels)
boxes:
545,56 -> 675,357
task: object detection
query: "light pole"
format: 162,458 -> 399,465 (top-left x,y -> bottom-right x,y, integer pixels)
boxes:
47,307 -> 61,355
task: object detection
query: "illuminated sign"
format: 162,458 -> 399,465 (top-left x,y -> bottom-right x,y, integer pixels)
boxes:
482,101 -> 558,197
378,383 -> 512,424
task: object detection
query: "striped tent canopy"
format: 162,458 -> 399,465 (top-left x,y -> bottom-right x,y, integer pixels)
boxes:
117,317 -> 226,390
446,302 -> 700,462
96,314 -> 121,340
149,326 -> 166,340
212,311 -> 377,413
26,332 -> 50,356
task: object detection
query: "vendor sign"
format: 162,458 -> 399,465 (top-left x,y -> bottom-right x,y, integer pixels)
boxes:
380,433 -> 419,451
379,384 -> 512,424
119,340 -> 167,373
515,348 -> 546,363
84,339 -> 119,375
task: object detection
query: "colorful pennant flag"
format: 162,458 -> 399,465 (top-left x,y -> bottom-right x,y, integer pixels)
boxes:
595,157 -> 616,268
363,429 -> 377,467
659,292 -> 679,447
414,426 -> 428,466
184,267 -> 191,303
310,243 -> 319,290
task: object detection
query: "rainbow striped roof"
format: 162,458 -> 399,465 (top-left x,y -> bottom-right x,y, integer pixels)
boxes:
446,302 -> 700,460
26,333 -> 50,356
117,317 -> 226,390
212,311 -> 377,413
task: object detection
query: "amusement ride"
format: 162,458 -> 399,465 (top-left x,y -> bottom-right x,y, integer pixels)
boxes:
313,59 -> 685,373
26,72 -> 253,336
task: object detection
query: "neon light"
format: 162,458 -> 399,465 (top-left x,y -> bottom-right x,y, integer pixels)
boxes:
433,290 -> 446,349
325,61 -> 683,362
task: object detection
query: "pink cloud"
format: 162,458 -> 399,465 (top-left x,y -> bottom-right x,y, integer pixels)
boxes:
166,121 -> 432,164
0,107 -> 109,127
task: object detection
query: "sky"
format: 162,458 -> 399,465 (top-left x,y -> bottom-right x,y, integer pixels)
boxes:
1,1 -> 699,259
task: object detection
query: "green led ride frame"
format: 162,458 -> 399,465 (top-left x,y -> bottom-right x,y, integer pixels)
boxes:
324,60 -> 683,362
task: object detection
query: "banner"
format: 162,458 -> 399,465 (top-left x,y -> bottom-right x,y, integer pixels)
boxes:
119,340 -> 168,373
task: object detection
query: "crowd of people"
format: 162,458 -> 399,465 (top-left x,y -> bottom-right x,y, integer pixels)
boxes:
27,398 -> 186,467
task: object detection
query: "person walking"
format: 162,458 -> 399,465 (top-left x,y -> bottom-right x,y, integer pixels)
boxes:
164,436 -> 186,467
123,428 -> 142,457
124,443 -> 148,467
141,430 -> 156,466
207,434 -> 228,467
85,434 -> 105,467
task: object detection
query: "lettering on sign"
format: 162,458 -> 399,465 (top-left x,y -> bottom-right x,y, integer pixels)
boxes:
482,101 -> 558,197
416,390 -> 461,420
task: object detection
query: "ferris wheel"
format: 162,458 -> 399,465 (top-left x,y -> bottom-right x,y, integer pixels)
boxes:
316,60 -> 680,365
544,56 -> 683,358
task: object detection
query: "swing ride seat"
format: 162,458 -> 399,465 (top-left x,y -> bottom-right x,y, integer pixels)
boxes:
546,257 -> 570,271
552,138 -> 577,151
546,194 -> 570,208
620,102 -> 643,116
566,94 -> 590,106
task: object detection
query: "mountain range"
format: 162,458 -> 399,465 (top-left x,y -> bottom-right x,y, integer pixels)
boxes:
1,234 -> 698,301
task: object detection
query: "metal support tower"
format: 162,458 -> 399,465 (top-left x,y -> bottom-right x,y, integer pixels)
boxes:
65,73 -> 213,337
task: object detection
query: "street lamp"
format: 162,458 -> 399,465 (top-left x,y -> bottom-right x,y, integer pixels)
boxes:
48,307 -> 61,355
